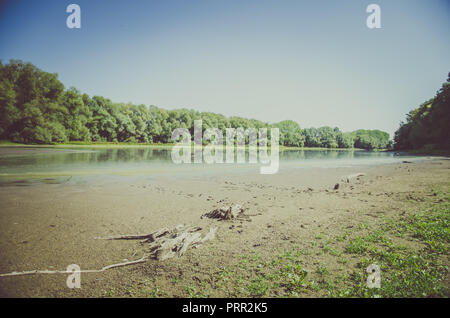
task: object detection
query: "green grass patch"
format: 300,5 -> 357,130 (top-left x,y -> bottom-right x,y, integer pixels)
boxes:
339,192 -> 449,297
167,186 -> 449,298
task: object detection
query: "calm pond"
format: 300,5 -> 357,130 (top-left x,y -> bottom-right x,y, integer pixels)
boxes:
0,146 -> 424,182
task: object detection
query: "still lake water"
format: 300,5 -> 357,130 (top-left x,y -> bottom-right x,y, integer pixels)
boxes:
0,146 -> 423,182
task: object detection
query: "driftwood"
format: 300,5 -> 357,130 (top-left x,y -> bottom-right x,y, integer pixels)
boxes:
97,225 -> 217,261
0,205 -> 245,278
341,173 -> 366,183
0,225 -> 217,277
0,256 -> 148,277
148,226 -> 216,260
201,204 -> 244,220
95,226 -> 172,243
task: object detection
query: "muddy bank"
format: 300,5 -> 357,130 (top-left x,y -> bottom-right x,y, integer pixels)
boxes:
0,158 -> 448,297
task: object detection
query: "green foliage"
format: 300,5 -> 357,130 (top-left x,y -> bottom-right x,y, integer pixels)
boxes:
0,60 -> 391,148
352,129 -> 390,150
394,73 -> 450,151
302,127 -> 386,150
336,131 -> 354,148
273,120 -> 305,147
317,126 -> 339,148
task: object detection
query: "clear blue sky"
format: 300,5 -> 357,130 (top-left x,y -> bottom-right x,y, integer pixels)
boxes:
1,0 -> 449,136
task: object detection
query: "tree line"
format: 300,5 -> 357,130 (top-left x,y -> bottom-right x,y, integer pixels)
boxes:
394,73 -> 450,151
0,60 -> 391,149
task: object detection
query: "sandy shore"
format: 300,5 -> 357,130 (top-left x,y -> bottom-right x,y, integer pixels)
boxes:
0,157 -> 448,297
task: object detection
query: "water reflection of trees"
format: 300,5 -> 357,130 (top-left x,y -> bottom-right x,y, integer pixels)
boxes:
280,150 -> 356,161
0,148 -> 173,167
0,148 -> 393,170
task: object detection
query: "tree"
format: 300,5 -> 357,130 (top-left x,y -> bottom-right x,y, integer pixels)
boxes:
353,129 -> 390,150
0,60 -> 393,148
274,120 -> 305,147
317,126 -> 338,148
336,132 -> 354,148
0,71 -> 18,137
394,73 -> 450,150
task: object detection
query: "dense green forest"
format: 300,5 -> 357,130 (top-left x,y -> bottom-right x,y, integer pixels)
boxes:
0,60 -> 390,149
394,73 -> 450,151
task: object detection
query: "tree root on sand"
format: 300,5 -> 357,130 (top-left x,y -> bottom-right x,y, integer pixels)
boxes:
0,225 -> 217,277
0,256 -> 148,277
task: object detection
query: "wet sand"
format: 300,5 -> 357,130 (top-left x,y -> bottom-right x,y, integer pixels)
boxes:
0,157 -> 448,297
